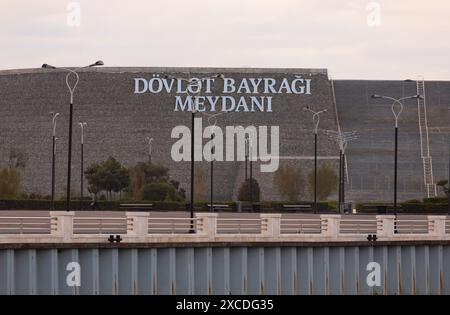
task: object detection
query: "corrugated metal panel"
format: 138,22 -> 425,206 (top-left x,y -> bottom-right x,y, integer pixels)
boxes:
0,244 -> 449,295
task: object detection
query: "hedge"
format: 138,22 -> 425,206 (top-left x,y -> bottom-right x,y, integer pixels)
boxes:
0,199 -> 334,212
357,201 -> 449,214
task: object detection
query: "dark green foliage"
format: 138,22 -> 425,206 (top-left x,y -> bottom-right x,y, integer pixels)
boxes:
237,178 -> 261,202
140,182 -> 184,201
85,157 -> 130,199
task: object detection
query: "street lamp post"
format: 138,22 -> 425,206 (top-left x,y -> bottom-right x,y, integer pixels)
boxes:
42,61 -> 104,211
248,137 -> 254,211
371,94 -> 423,218
79,122 -> 87,210
164,75 -> 201,233
304,107 -> 327,213
164,74 -> 224,230
447,108 -> 450,215
245,136 -> 249,181
146,137 -> 153,163
327,130 -> 358,213
50,112 -> 60,210
210,132 -> 215,212
208,116 -> 218,213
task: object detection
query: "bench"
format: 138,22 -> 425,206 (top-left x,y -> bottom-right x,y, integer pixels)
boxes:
207,204 -> 231,212
119,203 -> 153,211
283,204 -> 313,213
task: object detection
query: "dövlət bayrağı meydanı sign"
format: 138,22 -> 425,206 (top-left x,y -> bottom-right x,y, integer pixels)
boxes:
134,75 -> 312,112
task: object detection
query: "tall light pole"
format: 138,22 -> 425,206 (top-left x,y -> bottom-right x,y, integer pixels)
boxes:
447,108 -> 450,215
164,74 -> 224,230
208,115 -> 218,212
164,75 -> 201,232
371,94 -> 423,217
244,136 -> 249,180
79,122 -> 87,210
50,112 -> 60,210
327,130 -> 358,213
42,61 -> 104,211
146,137 -> 153,163
304,107 -> 327,213
248,136 -> 254,210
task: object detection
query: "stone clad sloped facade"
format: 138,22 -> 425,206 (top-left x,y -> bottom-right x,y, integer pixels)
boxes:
1,67 -> 448,202
0,67 -> 338,201
334,80 -> 450,202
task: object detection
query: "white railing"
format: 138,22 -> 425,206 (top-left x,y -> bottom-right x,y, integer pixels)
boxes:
280,218 -> 321,234
74,216 -> 128,234
147,217 -> 199,234
0,216 -> 56,234
217,217 -> 262,234
0,212 -> 449,243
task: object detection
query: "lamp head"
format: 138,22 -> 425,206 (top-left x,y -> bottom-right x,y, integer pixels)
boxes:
416,94 -> 424,100
371,94 -> 381,99
90,60 -> 104,67
216,74 -> 225,79
42,64 -> 56,69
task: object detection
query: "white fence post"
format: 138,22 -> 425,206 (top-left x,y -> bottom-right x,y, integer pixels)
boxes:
126,212 -> 149,237
376,215 -> 395,238
50,211 -> 75,241
260,214 -> 281,237
428,215 -> 447,236
196,213 -> 218,238
320,214 -> 341,237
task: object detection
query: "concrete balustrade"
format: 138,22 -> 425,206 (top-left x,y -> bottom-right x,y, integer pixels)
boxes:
428,216 -> 447,236
126,212 -> 149,236
260,213 -> 281,237
196,213 -> 217,237
0,212 -> 449,244
376,215 -> 396,238
320,214 -> 341,237
49,211 -> 75,241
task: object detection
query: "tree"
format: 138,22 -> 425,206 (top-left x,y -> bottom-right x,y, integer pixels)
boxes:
237,178 -> 261,202
194,166 -> 206,201
0,168 -> 21,198
128,162 -> 170,199
84,157 -> 129,200
128,161 -> 185,201
0,149 -> 27,198
307,164 -> 338,201
437,180 -> 449,197
273,164 -> 304,201
9,149 -> 28,169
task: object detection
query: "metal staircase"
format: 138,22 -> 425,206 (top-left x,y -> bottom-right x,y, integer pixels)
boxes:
416,78 -> 437,197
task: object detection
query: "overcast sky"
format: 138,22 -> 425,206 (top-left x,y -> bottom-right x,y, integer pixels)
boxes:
1,0 -> 449,79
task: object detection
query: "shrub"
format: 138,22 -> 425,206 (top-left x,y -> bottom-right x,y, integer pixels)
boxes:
237,178 -> 261,202
273,164 -> 304,201
307,164 -> 337,201
0,168 -> 21,198
140,182 -> 183,201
